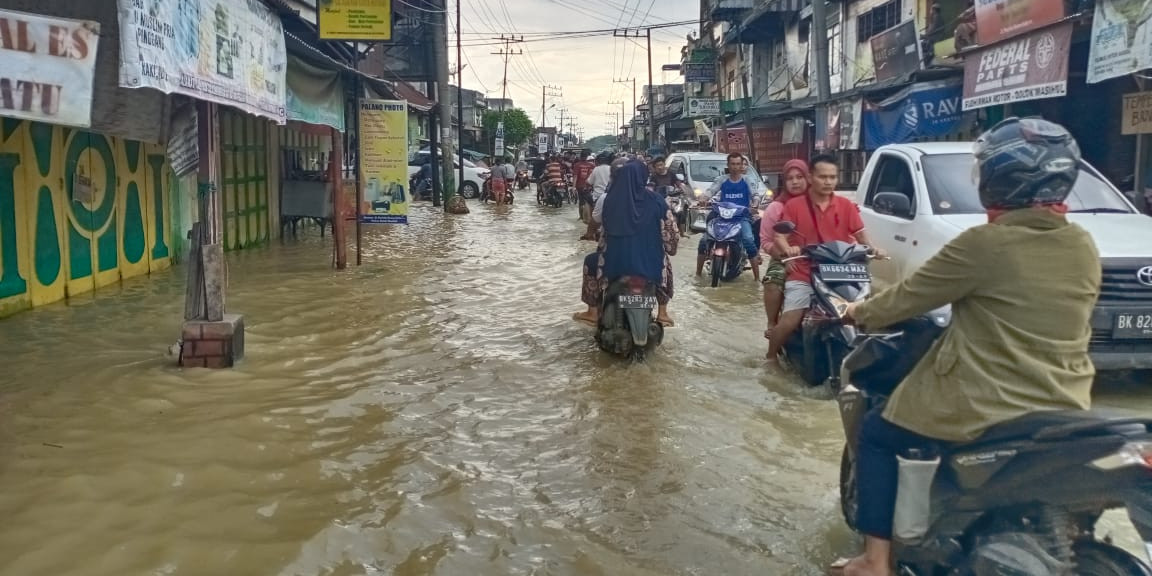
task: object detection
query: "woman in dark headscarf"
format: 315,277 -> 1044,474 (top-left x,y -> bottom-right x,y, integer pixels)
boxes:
573,160 -> 679,326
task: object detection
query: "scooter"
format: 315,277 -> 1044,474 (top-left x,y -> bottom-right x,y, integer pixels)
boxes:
516,170 -> 531,190
774,220 -> 877,388
479,175 -> 514,205
544,180 -> 566,208
595,276 -> 664,362
665,175 -> 690,236
702,202 -> 751,288
836,307 -> 1152,575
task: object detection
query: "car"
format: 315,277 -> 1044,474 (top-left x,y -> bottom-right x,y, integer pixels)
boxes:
664,151 -> 771,205
406,156 -> 490,199
856,142 -> 1152,371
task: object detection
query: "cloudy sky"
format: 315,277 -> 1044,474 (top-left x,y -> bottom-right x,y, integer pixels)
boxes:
452,0 -> 701,139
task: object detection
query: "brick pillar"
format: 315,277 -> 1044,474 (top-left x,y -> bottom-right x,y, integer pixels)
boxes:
180,315 -> 245,369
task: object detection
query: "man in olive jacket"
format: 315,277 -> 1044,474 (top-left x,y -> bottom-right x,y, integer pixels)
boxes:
837,118 -> 1101,576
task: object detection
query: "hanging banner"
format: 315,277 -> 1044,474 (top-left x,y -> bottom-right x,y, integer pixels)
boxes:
167,101 -> 199,176
962,23 -> 1072,111
871,20 -> 922,82
286,54 -> 345,131
1123,92 -> 1152,135
494,121 -> 505,153
117,0 -> 287,123
1086,0 -> 1152,84
0,9 -> 100,127
975,0 -> 1065,45
863,81 -> 965,149
318,0 -> 393,41
537,132 -> 549,152
818,99 -> 862,150
359,100 -> 410,225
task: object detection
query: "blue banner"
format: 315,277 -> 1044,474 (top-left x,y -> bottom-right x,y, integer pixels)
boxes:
862,80 -> 964,150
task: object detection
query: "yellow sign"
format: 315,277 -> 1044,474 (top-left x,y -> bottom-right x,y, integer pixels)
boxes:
318,0 -> 392,41
1122,92 -> 1152,135
359,99 -> 410,224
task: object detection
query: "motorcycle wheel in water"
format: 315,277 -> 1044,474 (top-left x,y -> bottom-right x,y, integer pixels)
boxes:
595,276 -> 663,361
836,307 -> 1152,576
702,203 -> 750,288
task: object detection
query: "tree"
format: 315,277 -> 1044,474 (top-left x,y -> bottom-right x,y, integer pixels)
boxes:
585,134 -> 618,151
482,108 -> 534,152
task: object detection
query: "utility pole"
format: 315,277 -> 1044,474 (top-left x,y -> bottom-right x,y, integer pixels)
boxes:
811,0 -> 832,150
738,43 -> 758,172
541,85 -> 562,127
491,35 -> 524,113
613,27 -> 658,153
609,100 -> 625,132
433,0 -> 455,210
455,0 -> 464,205
558,107 -> 567,145
613,78 -> 636,127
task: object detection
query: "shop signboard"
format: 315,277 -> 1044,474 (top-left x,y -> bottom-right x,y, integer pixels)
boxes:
1122,91 -> 1152,135
975,0 -> 1065,45
685,98 -> 721,117
117,0 -> 287,123
1086,0 -> 1152,84
318,0 -> 393,41
538,132 -> 549,153
684,50 -> 716,83
962,23 -> 1072,111
0,8 -> 101,127
871,20 -> 922,82
863,80 -> 965,149
359,100 -> 410,225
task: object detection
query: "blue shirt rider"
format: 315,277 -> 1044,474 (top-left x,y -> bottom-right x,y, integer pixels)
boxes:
695,153 -> 762,277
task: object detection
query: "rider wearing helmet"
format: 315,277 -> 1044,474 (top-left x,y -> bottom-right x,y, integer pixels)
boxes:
837,118 -> 1101,576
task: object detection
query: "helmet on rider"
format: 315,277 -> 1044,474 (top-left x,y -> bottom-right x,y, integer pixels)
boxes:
595,150 -> 614,165
973,117 -> 1081,211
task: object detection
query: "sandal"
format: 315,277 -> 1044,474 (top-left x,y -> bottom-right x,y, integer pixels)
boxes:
656,317 -> 675,328
572,312 -> 597,327
826,558 -> 850,576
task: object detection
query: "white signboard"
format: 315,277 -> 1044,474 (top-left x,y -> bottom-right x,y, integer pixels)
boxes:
0,9 -> 101,127
117,0 -> 288,123
1087,0 -> 1152,84
686,97 -> 721,117
537,133 -> 549,152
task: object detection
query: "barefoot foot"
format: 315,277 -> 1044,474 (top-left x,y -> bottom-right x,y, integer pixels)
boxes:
656,315 -> 675,327
572,311 -> 598,326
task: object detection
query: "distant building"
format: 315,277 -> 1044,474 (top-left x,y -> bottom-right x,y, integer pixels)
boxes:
488,98 -> 515,111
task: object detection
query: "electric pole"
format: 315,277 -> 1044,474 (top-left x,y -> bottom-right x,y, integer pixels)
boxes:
433,0 -> 454,209
613,27 -> 658,153
558,107 -> 568,145
491,35 -> 524,113
609,100 -> 625,133
541,85 -> 562,127
613,78 -> 636,127
811,0 -> 832,149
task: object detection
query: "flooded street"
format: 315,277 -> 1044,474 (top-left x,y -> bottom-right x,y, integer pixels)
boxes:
0,202 -> 1148,576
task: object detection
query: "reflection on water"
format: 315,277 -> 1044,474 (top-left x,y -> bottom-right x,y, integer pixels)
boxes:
0,203 -> 1146,575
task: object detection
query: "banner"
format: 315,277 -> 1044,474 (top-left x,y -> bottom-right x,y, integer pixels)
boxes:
167,101 -> 199,176
1123,92 -> 1152,135
685,49 -> 716,83
359,100 -> 410,225
716,127 -> 748,154
685,98 -> 721,117
318,0 -> 392,41
494,121 -> 505,153
863,81 -> 965,149
962,23 -> 1072,111
537,133 -> 549,153
0,9 -> 100,127
1086,0 -> 1152,84
286,54 -> 345,131
975,0 -> 1065,45
818,99 -> 862,150
871,20 -> 921,82
117,0 -> 287,123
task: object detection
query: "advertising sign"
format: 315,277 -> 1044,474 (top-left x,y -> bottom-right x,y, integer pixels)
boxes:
0,9 -> 100,127
975,0 -> 1065,45
117,0 -> 287,123
537,132 -> 549,153
818,99 -> 862,150
863,80 -> 965,149
318,0 -> 393,41
871,20 -> 922,82
716,127 -> 748,154
685,98 -> 721,117
1122,92 -> 1152,135
1086,0 -> 1152,84
684,63 -> 715,84
359,100 -> 410,225
494,121 -> 505,152
962,23 -> 1072,111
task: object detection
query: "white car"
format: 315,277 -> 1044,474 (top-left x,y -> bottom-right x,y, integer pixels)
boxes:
665,152 -> 770,204
856,142 -> 1152,371
406,157 -> 490,199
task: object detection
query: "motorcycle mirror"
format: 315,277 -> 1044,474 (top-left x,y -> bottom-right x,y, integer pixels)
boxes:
675,174 -> 686,182
773,221 -> 797,235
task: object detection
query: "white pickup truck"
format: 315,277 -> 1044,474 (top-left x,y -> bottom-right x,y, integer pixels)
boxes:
856,142 -> 1152,371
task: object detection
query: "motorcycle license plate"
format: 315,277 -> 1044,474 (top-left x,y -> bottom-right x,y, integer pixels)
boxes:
1112,311 -> 1152,339
818,263 -> 870,282
619,294 -> 657,309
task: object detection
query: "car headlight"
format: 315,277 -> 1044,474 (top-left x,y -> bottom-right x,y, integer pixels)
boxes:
693,188 -> 703,198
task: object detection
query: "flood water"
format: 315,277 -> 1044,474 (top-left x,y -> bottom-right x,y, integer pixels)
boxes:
0,201 -> 1148,576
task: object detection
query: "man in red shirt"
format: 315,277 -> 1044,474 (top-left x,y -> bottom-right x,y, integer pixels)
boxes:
765,154 -> 886,365
572,152 -> 596,221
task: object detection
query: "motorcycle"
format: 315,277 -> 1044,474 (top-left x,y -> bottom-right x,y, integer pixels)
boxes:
702,202 -> 752,287
565,173 -> 579,204
544,180 -> 566,208
595,276 -> 664,361
836,306 -> 1152,575
516,170 -> 531,190
664,175 -> 691,236
479,175 -> 514,205
774,220 -> 877,388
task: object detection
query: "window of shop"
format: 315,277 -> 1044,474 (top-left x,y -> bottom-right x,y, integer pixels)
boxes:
857,0 -> 901,42
828,6 -> 842,76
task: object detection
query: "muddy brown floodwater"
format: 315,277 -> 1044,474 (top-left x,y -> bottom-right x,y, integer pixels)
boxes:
0,202 -> 1148,576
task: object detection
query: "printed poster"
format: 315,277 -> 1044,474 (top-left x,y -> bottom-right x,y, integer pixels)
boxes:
0,9 -> 101,127
1087,0 -> 1152,84
359,100 -> 410,225
117,0 -> 287,123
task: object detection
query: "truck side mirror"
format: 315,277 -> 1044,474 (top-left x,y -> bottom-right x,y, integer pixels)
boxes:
873,191 -> 913,218
773,221 -> 797,235
675,173 -> 686,183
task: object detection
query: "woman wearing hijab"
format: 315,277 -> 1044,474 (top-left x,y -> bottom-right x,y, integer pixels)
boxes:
573,160 -> 678,326
761,159 -> 810,339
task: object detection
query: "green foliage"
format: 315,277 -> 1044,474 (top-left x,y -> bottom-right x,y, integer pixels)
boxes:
482,108 -> 534,149
584,134 -> 618,151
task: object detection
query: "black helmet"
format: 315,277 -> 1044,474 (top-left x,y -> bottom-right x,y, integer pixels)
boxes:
595,150 -> 614,165
973,117 -> 1081,210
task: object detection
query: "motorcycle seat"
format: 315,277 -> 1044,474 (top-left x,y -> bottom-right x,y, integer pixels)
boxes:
965,410 -> 1152,446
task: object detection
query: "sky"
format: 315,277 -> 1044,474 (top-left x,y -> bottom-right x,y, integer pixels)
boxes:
451,0 -> 701,140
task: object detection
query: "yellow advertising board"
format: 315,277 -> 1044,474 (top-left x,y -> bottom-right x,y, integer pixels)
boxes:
317,0 -> 393,41
359,99 -> 410,224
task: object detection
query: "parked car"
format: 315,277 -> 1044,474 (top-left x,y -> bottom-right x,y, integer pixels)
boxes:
856,142 -> 1152,371
665,152 -> 770,205
406,156 -> 489,199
